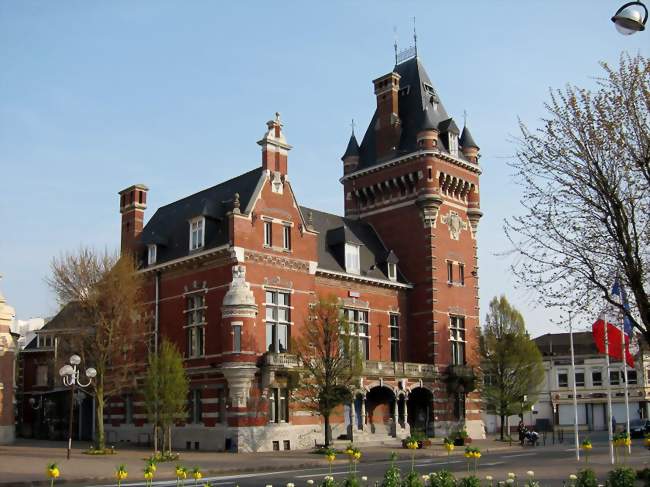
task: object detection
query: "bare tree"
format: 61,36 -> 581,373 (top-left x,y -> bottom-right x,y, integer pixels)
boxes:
506,53 -> 649,340
291,294 -> 361,447
47,247 -> 146,450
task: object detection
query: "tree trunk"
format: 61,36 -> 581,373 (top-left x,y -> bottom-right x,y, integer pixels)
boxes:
500,414 -> 505,441
167,424 -> 172,455
324,414 -> 331,447
153,423 -> 158,454
95,386 -> 105,450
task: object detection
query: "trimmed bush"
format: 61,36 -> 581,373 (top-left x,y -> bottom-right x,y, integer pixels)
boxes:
607,467 -> 636,487
575,468 -> 598,487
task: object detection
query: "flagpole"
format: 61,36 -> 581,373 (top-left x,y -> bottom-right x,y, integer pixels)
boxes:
604,319 -> 615,464
620,321 -> 631,454
569,313 -> 580,462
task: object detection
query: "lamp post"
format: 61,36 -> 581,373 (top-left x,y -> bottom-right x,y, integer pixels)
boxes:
612,2 -> 648,35
59,354 -> 96,459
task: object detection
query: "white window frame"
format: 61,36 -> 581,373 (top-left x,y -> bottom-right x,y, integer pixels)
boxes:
147,244 -> 157,265
232,322 -> 242,353
343,308 -> 370,360
37,335 -> 53,348
35,365 -> 48,386
263,220 -> 273,247
449,133 -> 459,157
269,387 -> 289,423
574,369 -> 585,387
387,262 -> 397,281
592,370 -> 603,387
282,225 -> 291,251
185,293 -> 206,358
345,243 -> 360,275
389,313 -> 400,362
557,369 -> 569,388
189,217 -> 205,251
265,290 -> 291,353
450,315 -> 466,365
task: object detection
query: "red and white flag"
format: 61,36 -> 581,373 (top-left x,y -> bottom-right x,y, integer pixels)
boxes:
592,280 -> 635,367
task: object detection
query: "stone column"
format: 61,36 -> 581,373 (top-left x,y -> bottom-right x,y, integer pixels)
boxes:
361,396 -> 367,432
350,398 -> 357,430
0,285 -> 16,444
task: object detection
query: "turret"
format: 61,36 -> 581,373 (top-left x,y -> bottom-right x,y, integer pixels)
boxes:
258,112 -> 292,176
372,71 -> 402,159
460,126 -> 480,163
118,184 -> 148,257
341,133 -> 360,175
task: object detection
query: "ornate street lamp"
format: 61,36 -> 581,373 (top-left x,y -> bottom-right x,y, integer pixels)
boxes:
59,354 -> 96,459
612,2 -> 648,35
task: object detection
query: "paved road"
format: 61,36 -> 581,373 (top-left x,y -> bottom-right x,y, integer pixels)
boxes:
73,442 -> 650,487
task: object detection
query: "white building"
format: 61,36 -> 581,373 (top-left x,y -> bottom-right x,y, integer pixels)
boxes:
10,318 -> 45,350
483,331 -> 650,434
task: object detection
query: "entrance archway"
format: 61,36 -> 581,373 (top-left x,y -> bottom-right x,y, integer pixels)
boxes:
407,387 -> 434,437
366,386 -> 395,435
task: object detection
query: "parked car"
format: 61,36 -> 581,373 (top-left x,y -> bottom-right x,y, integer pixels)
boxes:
628,419 -> 650,438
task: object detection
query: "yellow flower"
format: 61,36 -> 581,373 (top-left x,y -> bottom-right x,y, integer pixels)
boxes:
464,453 -> 471,458
193,472 -> 203,480
444,443 -> 455,452
327,454 -> 336,462
115,466 -> 128,481
47,464 -> 60,479
144,471 -> 154,480
407,441 -> 418,450
354,451 -> 362,460
475,452 -> 482,459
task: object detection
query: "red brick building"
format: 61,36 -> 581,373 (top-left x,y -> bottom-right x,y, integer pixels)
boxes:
21,52 -> 484,452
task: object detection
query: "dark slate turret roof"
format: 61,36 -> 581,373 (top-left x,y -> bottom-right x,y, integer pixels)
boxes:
140,167 -> 264,265
460,126 -> 479,150
438,118 -> 460,135
355,57 -> 476,171
341,133 -> 360,160
300,206 -> 407,284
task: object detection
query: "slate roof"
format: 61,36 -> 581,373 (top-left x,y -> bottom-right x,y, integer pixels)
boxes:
140,167 -> 264,265
460,126 -> 479,150
341,133 -> 360,160
300,206 -> 407,284
356,56 -> 475,171
534,332 -> 599,356
24,302 -> 88,350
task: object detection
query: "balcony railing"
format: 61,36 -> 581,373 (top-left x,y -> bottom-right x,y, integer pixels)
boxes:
263,352 -> 300,368
261,355 -> 437,378
363,360 -> 436,378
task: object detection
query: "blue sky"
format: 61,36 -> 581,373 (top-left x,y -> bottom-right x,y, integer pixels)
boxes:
1,1 -> 647,336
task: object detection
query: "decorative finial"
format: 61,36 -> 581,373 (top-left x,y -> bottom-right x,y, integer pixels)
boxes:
351,118 -> 356,136
393,25 -> 398,65
463,110 -> 468,127
413,16 -> 418,57
307,210 -> 314,227
233,192 -> 240,210
275,112 -> 281,122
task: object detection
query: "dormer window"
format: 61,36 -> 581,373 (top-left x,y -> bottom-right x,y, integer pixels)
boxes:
449,133 -> 459,157
147,244 -> 157,265
345,244 -> 360,275
387,262 -> 397,281
189,217 -> 205,251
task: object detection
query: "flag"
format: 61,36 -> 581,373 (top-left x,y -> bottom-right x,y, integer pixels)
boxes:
592,280 -> 635,367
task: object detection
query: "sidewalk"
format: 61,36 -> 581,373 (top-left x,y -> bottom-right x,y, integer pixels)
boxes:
0,437 -> 524,486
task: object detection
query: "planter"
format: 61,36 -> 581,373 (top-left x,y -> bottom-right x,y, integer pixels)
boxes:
453,437 -> 472,446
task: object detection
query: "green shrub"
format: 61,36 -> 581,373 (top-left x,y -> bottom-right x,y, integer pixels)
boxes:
402,471 -> 424,487
575,468 -> 598,487
320,476 -> 339,487
607,467 -> 636,487
381,464 -> 401,487
429,470 -> 456,487
457,476 -> 481,487
637,468 -> 650,487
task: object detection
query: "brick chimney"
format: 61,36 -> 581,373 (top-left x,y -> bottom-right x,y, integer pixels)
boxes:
257,112 -> 292,175
118,184 -> 148,256
372,71 -> 401,159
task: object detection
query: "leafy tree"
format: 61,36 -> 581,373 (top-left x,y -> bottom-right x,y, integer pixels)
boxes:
47,247 -> 145,450
292,294 -> 361,446
479,296 -> 544,440
505,53 -> 649,342
144,339 -> 189,455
